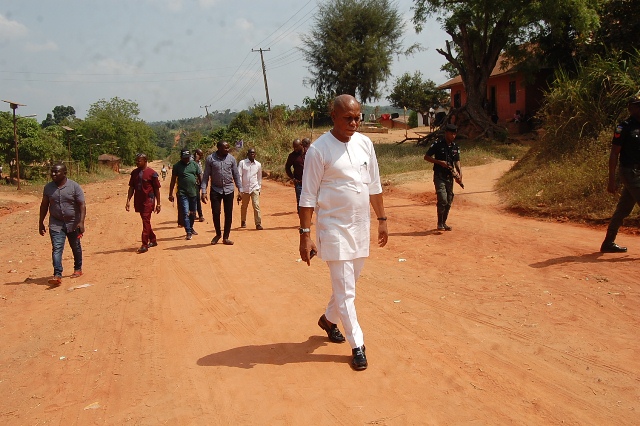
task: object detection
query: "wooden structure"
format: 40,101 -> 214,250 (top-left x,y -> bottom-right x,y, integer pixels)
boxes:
97,154 -> 121,173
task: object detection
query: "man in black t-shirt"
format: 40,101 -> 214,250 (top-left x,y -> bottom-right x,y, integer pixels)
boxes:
424,123 -> 462,231
600,91 -> 640,253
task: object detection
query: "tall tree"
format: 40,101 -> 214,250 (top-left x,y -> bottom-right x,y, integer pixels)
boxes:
387,72 -> 447,124
41,113 -> 56,128
301,0 -> 414,104
592,0 -> 639,58
52,105 -> 76,124
83,97 -> 155,164
412,0 -> 601,136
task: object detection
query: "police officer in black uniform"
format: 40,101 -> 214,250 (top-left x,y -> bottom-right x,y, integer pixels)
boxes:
424,123 -> 462,231
600,90 -> 640,253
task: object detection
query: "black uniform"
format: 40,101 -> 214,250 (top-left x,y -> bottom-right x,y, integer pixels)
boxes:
426,138 -> 461,228
602,115 -> 640,249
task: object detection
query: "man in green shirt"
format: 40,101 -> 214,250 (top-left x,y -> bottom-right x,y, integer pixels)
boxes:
169,149 -> 202,240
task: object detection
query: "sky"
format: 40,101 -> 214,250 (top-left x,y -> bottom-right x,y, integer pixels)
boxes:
1,0 -> 450,123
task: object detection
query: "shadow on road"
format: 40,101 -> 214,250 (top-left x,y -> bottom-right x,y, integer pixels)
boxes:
4,275 -> 75,290
197,336 -> 349,369
529,252 -> 640,268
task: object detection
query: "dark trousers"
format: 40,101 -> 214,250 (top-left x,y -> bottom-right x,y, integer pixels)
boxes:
140,210 -> 157,246
294,182 -> 302,213
434,173 -> 454,225
197,195 -> 204,219
603,167 -> 640,244
211,191 -> 234,239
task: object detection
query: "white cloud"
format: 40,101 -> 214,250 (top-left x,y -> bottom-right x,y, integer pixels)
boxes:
235,18 -> 253,31
198,0 -> 219,8
0,14 -> 29,42
146,0 -> 219,12
25,40 -> 59,52
144,0 -> 183,12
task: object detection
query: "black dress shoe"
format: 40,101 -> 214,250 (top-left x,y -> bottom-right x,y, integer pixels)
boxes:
600,242 -> 627,253
317,314 -> 345,343
351,346 -> 368,371
442,223 -> 452,231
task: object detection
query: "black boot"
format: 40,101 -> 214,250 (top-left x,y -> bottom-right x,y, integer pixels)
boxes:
351,346 -> 368,371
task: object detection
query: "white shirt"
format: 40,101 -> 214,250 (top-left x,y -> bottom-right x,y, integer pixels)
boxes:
300,131 -> 382,261
237,158 -> 262,193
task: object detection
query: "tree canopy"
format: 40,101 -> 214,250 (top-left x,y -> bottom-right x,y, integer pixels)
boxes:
387,71 -> 447,123
412,0 -> 602,136
301,0 -> 413,104
81,97 -> 155,164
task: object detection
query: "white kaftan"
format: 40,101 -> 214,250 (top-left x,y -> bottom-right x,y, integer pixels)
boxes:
299,131 -> 382,261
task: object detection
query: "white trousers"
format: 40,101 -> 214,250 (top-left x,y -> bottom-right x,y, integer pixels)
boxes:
325,258 -> 366,349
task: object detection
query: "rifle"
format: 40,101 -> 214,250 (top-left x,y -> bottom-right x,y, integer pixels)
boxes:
449,165 -> 464,189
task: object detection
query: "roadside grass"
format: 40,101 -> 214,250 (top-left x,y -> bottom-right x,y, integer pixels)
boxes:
374,137 -> 530,185
496,131 -> 637,224
1,165 -> 125,198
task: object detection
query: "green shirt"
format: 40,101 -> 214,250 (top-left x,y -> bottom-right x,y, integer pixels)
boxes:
172,160 -> 201,197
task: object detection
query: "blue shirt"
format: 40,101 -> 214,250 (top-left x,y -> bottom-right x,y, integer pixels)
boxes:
201,152 -> 240,195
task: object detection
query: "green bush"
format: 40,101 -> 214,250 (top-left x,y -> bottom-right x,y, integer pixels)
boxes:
498,52 -> 640,222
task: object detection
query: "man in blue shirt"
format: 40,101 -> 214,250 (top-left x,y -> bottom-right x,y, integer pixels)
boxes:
201,141 -> 241,245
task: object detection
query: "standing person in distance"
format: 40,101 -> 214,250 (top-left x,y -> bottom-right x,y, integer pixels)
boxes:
424,123 -> 462,231
125,153 -> 161,253
600,90 -> 640,253
285,139 -> 305,213
161,164 -> 167,181
299,94 -> 388,371
39,163 -> 86,285
169,149 -> 201,240
301,137 -> 311,153
201,141 -> 241,245
237,148 -> 263,230
193,149 -> 206,222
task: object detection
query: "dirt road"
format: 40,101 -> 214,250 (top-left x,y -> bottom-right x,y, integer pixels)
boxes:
0,151 -> 638,425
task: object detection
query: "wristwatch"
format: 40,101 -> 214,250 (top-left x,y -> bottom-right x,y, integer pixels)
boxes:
299,227 -> 311,235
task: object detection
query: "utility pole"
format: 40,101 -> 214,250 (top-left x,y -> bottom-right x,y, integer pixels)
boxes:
61,126 -> 75,168
200,105 -> 211,116
2,99 -> 26,190
252,48 -> 272,126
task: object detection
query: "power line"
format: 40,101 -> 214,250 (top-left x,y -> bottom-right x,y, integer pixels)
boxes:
0,65 -> 241,76
206,55 -> 260,108
252,0 -> 316,48
201,1 -> 317,113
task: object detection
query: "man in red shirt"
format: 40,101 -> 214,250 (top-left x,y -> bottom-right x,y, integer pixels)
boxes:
125,153 -> 161,253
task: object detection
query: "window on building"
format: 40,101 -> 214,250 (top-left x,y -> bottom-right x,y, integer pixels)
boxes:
509,81 -> 516,104
453,91 -> 461,108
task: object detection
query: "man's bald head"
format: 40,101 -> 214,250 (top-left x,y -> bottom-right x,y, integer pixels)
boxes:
330,94 -> 362,142
331,94 -> 360,114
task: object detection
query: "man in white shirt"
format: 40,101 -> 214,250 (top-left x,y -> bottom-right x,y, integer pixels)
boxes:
237,148 -> 263,230
298,94 -> 388,371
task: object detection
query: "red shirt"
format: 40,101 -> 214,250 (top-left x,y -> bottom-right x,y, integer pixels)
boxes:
129,167 -> 160,212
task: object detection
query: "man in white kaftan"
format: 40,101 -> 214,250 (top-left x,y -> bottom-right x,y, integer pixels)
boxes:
299,94 -> 388,371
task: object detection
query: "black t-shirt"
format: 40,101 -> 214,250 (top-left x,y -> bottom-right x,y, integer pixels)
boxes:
613,116 -> 640,167
426,138 -> 461,175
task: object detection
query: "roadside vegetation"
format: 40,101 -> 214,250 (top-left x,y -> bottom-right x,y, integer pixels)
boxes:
497,52 -> 640,224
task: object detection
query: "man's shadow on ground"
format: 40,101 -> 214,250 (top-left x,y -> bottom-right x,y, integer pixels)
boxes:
196,336 -> 349,369
4,276 -> 71,290
529,252 -> 640,268
390,229 -> 443,237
